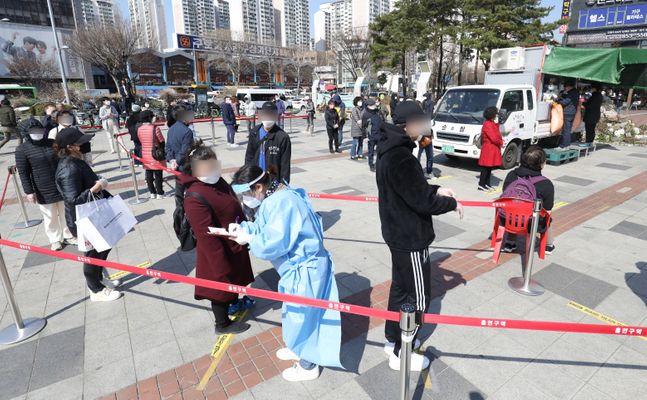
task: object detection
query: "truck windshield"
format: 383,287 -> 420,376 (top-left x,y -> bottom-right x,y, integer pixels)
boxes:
434,89 -> 500,124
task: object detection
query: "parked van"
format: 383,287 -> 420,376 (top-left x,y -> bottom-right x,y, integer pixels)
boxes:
236,88 -> 286,108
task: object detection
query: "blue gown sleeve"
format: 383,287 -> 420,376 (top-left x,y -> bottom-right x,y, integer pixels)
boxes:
241,195 -> 303,261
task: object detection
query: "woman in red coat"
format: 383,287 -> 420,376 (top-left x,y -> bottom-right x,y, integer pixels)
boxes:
478,106 -> 504,190
137,110 -> 166,198
180,144 -> 255,334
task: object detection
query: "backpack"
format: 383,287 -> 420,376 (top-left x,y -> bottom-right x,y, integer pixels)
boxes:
499,175 -> 546,217
173,191 -> 222,251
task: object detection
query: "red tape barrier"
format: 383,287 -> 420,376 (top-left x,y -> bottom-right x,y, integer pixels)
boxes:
80,114 -> 308,130
307,192 -> 498,208
1,237 -> 646,338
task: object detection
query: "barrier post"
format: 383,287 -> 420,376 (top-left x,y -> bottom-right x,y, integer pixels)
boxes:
9,166 -> 42,229
114,134 -> 125,170
399,303 -> 416,400
128,151 -> 148,205
289,115 -> 293,134
508,198 -> 545,296
0,247 -> 46,344
210,116 -> 216,143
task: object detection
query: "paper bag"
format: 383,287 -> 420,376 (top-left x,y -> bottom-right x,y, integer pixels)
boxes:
76,195 -> 137,252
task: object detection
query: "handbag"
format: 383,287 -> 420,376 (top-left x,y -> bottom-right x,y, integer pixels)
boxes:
173,191 -> 223,251
151,128 -> 166,161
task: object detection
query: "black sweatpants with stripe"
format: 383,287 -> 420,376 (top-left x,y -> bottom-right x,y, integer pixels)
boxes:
385,247 -> 432,356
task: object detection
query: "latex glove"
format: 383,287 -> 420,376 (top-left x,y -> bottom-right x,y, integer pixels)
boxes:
228,224 -> 251,245
437,187 -> 456,198
170,159 -> 178,170
26,194 -> 37,203
455,202 -> 465,220
98,178 -> 109,190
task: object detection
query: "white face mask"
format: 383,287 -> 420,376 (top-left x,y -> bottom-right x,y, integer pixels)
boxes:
368,105 -> 376,110
196,161 -> 222,184
262,120 -> 275,130
357,101 -> 363,107
103,101 -> 110,106
242,195 -> 261,209
29,133 -> 44,141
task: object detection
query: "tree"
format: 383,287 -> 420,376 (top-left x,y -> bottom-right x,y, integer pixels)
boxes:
461,0 -> 562,71
7,57 -> 61,99
285,48 -> 316,90
331,28 -> 371,81
369,1 -> 430,96
68,15 -> 143,90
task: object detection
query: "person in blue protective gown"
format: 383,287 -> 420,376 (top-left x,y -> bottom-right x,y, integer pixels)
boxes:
227,164 -> 342,382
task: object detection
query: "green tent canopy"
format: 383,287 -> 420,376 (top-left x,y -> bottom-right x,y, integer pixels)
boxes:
542,47 -> 647,89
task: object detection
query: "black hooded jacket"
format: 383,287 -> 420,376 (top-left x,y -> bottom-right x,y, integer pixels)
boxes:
376,123 -> 457,250
244,123 -> 292,183
14,137 -> 63,204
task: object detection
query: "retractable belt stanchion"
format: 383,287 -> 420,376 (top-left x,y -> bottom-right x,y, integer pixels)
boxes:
399,303 -> 416,400
0,246 -> 46,344
9,166 -> 42,229
289,114 -> 293,134
128,150 -> 148,205
508,198 -> 545,296
210,116 -> 216,143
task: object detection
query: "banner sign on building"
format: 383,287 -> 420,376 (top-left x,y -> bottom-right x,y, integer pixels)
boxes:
560,0 -> 572,33
176,34 -> 296,59
567,0 -> 647,43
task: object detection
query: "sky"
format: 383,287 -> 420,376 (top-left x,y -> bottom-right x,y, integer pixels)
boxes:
116,0 -> 564,48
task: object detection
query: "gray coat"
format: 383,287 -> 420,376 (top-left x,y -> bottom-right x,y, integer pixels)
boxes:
350,107 -> 365,138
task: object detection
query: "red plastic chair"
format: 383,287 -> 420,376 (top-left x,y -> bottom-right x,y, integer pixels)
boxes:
490,197 -> 552,264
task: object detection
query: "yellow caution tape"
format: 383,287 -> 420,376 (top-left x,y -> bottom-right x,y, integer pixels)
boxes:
436,175 -> 452,181
108,261 -> 151,280
553,201 -> 569,210
567,300 -> 647,341
196,309 -> 249,391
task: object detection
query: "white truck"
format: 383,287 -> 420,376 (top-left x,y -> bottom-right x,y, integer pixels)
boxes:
432,46 -> 571,169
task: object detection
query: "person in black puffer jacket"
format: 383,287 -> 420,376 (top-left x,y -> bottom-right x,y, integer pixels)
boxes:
54,128 -> 123,302
126,104 -> 142,165
376,101 -> 463,372
15,119 -> 75,251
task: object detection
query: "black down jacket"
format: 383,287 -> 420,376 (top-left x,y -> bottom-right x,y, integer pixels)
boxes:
14,138 -> 63,204
55,156 -> 110,236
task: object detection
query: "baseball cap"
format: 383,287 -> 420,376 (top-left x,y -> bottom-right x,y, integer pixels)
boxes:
365,98 -> 376,106
392,101 -> 426,125
55,127 -> 94,147
259,101 -> 278,113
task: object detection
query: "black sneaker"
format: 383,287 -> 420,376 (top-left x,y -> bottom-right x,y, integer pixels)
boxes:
215,321 -> 251,335
502,242 -> 517,253
350,156 -> 357,160
478,185 -> 489,191
335,148 -> 342,153
329,149 -> 335,154
370,166 -> 376,172
544,244 -> 555,255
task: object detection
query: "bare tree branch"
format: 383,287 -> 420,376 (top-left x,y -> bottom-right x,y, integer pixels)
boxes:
331,28 -> 371,80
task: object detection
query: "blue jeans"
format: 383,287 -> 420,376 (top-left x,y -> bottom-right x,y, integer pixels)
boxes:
299,359 -> 317,370
560,117 -> 573,148
225,124 -> 236,144
417,145 -> 433,174
338,121 -> 345,144
351,137 -> 364,158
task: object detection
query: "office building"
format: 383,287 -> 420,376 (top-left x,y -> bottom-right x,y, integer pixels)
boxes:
171,0 -> 219,36
129,0 -> 167,50
0,0 -> 76,28
74,0 -> 116,27
273,0 -> 310,48
229,0 -> 276,43
313,2 -> 332,50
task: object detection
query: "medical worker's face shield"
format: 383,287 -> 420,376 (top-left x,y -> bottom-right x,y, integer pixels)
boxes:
232,171 -> 267,221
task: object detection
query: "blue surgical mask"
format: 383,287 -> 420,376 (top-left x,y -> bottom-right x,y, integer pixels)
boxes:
242,195 -> 261,209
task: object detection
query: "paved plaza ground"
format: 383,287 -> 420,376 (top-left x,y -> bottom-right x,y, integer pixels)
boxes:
0,115 -> 646,400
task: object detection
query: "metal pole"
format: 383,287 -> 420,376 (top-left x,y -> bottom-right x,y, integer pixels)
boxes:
10,167 -> 42,229
508,198 -> 545,296
289,115 -> 292,134
0,247 -> 46,344
114,134 -> 124,170
210,116 -> 216,143
46,0 -> 70,104
128,151 -> 148,205
399,303 -> 416,400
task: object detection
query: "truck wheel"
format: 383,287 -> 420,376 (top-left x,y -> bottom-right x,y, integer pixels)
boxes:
502,142 -> 520,170
444,154 -> 459,161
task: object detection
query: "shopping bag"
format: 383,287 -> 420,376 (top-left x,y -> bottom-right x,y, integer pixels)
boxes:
75,196 -> 108,252
76,195 -> 137,252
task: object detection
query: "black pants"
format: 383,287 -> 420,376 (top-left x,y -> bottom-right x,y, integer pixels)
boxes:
385,247 -> 432,356
133,141 -> 142,165
327,127 -> 339,151
146,169 -> 163,195
174,175 -> 184,208
368,139 -> 378,168
211,300 -> 233,328
584,120 -> 596,143
479,166 -> 493,187
84,249 -> 111,293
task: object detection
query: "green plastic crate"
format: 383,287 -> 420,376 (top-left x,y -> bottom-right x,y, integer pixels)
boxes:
544,148 -> 579,165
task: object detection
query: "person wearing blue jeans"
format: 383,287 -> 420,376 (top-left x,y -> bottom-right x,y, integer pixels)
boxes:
417,144 -> 434,177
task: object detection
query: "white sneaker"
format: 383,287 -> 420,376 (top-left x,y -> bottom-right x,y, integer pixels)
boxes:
63,237 -> 77,246
276,347 -> 300,361
231,143 -> 239,148
150,194 -> 157,199
90,288 -> 122,302
102,277 -> 122,289
383,339 -> 422,355
388,351 -> 430,371
51,241 -> 63,251
281,363 -> 320,382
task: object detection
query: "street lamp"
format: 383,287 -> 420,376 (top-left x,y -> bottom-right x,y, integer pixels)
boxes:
45,0 -> 70,104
